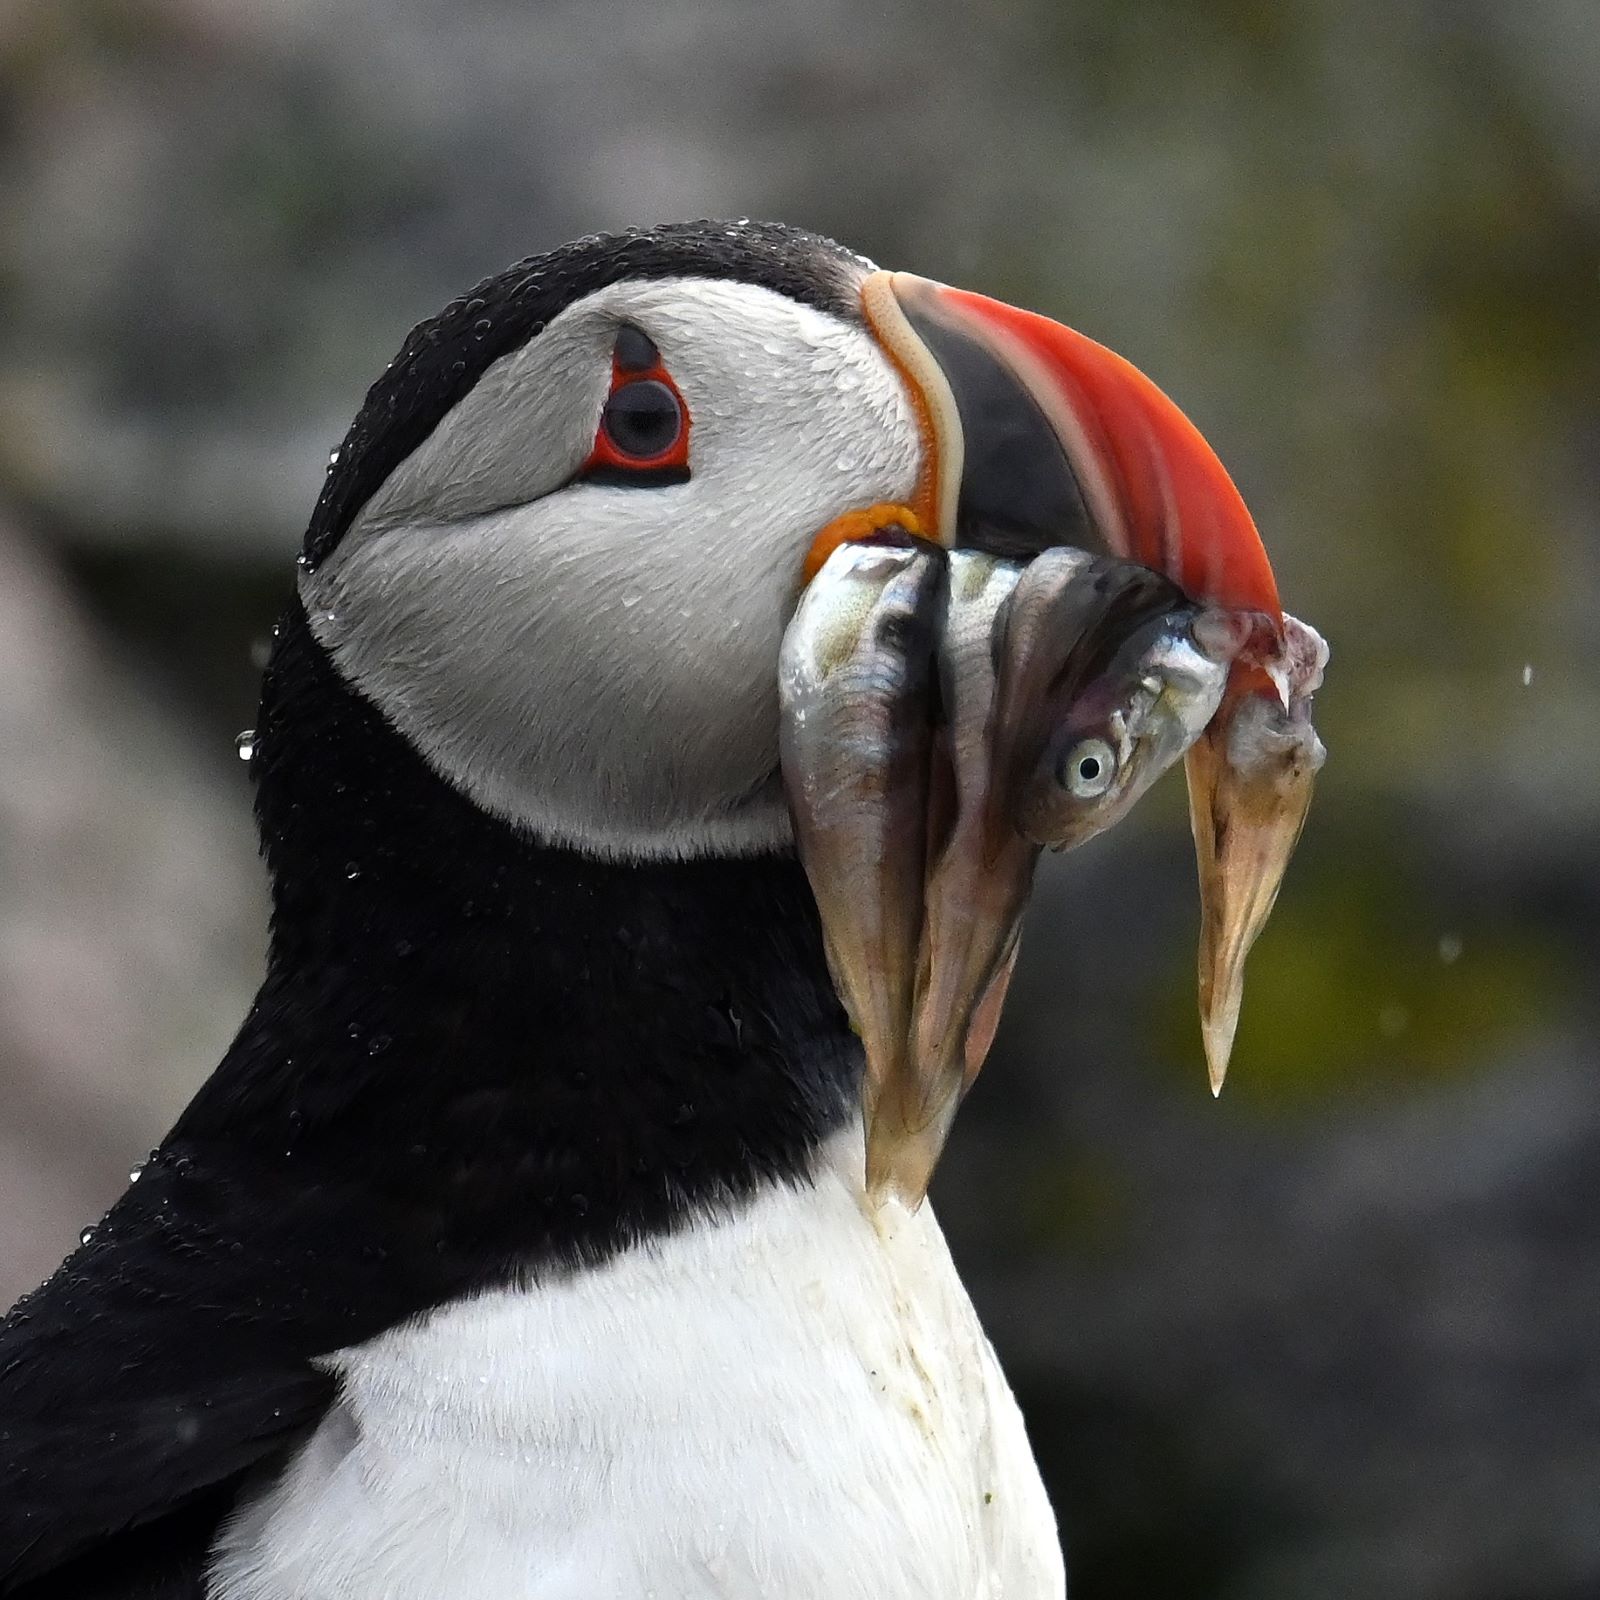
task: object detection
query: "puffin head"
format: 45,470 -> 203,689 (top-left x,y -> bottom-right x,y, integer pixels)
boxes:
299,219 -> 1282,864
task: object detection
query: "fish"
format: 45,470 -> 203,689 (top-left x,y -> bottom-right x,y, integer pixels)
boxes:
884,548 -> 1259,1203
993,548 -> 1259,852
777,536 -> 947,1200
780,534 -> 1308,1203
892,551 -> 1034,1204
1185,611 -> 1328,1093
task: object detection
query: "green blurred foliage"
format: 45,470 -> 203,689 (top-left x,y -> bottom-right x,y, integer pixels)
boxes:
1153,825 -> 1578,1108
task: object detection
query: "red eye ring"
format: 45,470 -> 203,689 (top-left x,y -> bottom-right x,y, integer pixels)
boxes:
581,326 -> 691,484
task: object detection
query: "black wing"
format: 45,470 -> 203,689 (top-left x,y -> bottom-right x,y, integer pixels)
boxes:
0,1134 -> 438,1596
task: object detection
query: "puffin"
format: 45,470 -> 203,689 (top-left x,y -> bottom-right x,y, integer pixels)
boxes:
0,220 -> 1291,1599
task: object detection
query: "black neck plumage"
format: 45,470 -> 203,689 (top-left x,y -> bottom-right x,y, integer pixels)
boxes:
172,601 -> 859,1298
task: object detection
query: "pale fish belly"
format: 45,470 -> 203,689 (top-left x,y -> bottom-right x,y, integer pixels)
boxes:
209,1129 -> 1065,1600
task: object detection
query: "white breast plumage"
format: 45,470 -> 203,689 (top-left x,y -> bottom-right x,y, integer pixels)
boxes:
209,1128 -> 1065,1600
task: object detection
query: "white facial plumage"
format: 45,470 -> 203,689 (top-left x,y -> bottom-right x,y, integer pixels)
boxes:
303,275 -> 922,860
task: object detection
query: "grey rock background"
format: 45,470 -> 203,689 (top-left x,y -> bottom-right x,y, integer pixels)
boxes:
1,1 -> 1596,1595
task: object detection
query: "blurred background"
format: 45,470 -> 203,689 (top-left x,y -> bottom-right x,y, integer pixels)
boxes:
1,0 -> 1596,1594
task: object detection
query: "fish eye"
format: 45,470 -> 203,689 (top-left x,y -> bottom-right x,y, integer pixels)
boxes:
1061,737 -> 1116,799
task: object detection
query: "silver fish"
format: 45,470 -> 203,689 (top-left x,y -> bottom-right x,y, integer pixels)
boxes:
894,551 -> 1034,1203
1186,611 -> 1328,1093
995,549 -> 1249,852
778,538 -> 946,1200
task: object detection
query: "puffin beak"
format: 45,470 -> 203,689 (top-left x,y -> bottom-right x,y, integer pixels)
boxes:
859,271 -> 1317,1098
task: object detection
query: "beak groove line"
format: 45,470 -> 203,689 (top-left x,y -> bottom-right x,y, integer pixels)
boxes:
861,272 -> 963,550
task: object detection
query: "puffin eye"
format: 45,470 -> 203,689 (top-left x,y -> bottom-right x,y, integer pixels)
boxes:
1061,737 -> 1116,799
602,380 -> 683,459
580,324 -> 692,487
